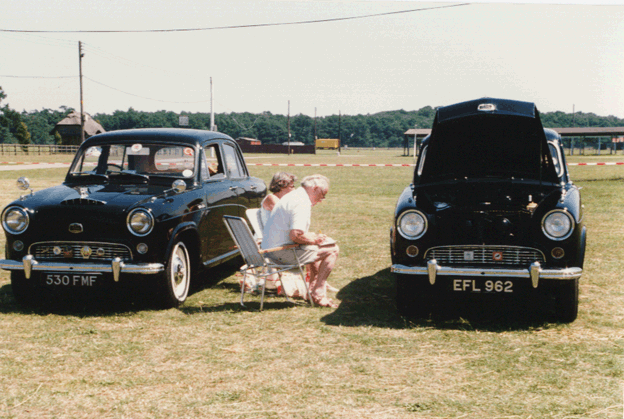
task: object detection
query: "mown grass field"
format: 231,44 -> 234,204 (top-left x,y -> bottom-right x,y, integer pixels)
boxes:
0,149 -> 622,418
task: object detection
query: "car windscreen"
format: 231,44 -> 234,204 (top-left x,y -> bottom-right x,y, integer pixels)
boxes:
418,116 -> 558,183
69,143 -> 197,179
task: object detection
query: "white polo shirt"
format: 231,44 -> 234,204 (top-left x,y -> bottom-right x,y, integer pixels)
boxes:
261,187 -> 311,250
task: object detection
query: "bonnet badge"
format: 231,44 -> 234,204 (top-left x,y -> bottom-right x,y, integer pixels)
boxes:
69,223 -> 83,234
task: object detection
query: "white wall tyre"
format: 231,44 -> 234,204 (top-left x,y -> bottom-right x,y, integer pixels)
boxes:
161,241 -> 191,308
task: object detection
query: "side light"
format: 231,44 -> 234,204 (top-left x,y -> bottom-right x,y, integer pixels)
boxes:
406,245 -> 419,257
551,247 -> 565,259
137,243 -> 149,254
397,210 -> 428,240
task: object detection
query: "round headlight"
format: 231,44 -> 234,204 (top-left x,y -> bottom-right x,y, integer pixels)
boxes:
127,209 -> 154,237
542,210 -> 574,241
2,206 -> 29,235
397,210 -> 428,240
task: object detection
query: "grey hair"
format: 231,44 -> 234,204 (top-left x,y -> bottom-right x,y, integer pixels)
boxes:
269,172 -> 297,193
301,174 -> 330,190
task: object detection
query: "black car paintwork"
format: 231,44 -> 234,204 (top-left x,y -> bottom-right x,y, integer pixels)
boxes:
1,128 -> 267,306
391,98 -> 586,321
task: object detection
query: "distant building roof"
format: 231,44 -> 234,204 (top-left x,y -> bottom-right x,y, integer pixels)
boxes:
236,137 -> 261,145
55,111 -> 105,137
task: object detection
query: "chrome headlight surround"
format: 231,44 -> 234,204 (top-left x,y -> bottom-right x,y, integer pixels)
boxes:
2,206 -> 30,235
127,208 -> 154,237
542,209 -> 574,241
397,210 -> 428,240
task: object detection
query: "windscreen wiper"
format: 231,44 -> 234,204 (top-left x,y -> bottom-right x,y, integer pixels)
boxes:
108,170 -> 150,182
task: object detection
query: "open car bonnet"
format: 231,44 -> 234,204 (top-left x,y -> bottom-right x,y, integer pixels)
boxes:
417,98 -> 559,184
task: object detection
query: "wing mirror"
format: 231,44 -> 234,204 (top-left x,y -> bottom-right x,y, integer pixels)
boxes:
172,179 -> 187,193
17,177 -> 34,198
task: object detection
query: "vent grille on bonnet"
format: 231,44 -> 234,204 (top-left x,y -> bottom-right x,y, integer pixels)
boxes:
425,245 -> 545,266
61,198 -> 106,205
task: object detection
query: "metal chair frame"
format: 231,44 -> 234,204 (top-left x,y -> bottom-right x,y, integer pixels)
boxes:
223,215 -> 313,310
245,208 -> 264,243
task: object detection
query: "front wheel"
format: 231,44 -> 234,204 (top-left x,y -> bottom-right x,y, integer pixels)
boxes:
159,241 -> 191,308
396,274 -> 432,318
10,272 -> 42,307
551,278 -> 579,323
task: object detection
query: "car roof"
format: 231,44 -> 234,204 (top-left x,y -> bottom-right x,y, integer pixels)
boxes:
82,128 -> 235,148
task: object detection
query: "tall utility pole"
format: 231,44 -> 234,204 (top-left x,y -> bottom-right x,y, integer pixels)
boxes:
210,77 -> 215,131
78,41 -> 85,143
314,107 -> 317,140
287,100 -> 291,155
338,110 -> 341,153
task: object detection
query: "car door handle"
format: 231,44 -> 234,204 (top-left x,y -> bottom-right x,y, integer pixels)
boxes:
229,186 -> 239,191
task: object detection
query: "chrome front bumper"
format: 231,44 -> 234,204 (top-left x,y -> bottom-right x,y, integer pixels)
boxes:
0,255 -> 165,282
391,259 -> 582,288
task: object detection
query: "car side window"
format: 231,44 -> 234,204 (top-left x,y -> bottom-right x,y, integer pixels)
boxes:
417,145 -> 428,178
222,143 -> 245,179
203,144 -> 225,180
548,142 -> 564,179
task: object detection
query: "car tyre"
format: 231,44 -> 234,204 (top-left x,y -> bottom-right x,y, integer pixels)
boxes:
552,278 -> 579,323
396,274 -> 432,318
159,241 -> 191,308
10,272 -> 42,307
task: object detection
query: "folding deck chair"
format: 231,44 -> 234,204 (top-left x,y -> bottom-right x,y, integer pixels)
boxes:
245,208 -> 264,243
223,215 -> 313,310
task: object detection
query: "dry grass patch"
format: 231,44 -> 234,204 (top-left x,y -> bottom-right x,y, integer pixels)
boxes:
0,151 -> 622,418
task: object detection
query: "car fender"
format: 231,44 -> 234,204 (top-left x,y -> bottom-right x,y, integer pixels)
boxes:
165,222 -> 201,267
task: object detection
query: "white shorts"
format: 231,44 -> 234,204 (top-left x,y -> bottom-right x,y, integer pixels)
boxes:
266,245 -> 318,266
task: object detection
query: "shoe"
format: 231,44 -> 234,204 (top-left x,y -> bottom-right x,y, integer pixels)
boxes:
312,297 -> 338,308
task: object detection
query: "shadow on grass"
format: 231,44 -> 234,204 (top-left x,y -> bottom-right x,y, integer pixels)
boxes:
321,268 -> 566,332
0,262 -> 241,317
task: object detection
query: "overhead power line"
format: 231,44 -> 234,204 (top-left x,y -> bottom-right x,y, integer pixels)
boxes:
0,3 -> 469,33
85,76 -> 210,104
0,75 -> 76,79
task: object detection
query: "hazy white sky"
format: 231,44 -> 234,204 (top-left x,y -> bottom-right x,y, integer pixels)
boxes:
1,0 -> 623,118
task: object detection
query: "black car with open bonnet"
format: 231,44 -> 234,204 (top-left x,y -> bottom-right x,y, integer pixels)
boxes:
1,128 -> 266,307
391,98 -> 586,322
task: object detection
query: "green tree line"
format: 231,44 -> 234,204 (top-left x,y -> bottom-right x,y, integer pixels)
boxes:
2,86 -> 623,147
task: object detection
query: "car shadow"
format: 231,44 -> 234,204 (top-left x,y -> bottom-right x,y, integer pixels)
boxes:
0,281 -> 157,316
0,261 -> 242,316
320,268 -> 565,332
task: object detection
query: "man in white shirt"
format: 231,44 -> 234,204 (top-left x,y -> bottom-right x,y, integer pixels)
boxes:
261,174 -> 339,308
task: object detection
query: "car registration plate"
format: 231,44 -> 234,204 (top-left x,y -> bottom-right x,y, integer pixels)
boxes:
451,278 -> 514,293
43,273 -> 102,287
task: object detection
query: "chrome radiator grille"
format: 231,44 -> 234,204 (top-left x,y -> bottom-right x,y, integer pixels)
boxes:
29,242 -> 132,261
425,245 -> 545,266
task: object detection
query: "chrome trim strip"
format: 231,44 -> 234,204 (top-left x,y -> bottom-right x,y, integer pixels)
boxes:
202,249 -> 240,268
0,257 -> 164,279
391,263 -> 582,285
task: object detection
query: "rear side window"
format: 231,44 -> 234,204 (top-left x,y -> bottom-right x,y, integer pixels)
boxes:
222,144 -> 245,179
